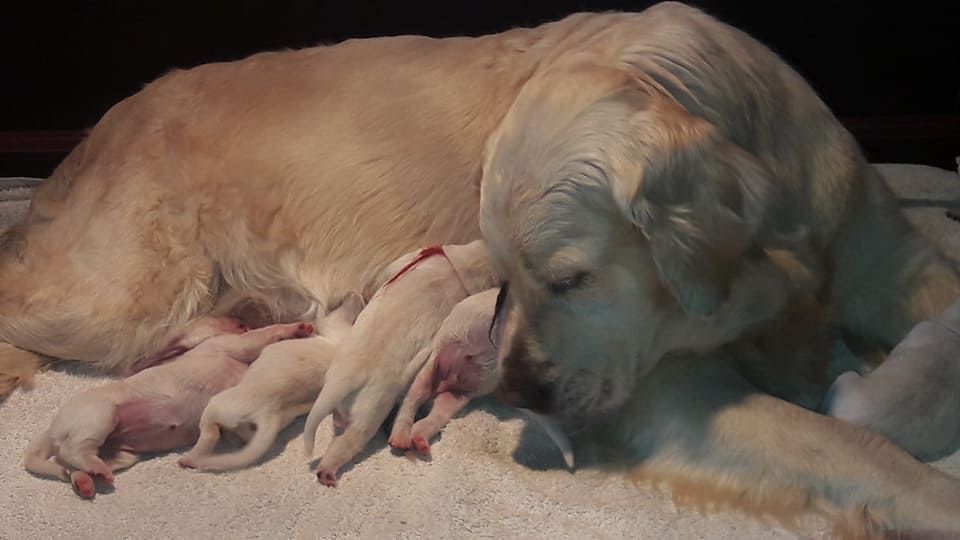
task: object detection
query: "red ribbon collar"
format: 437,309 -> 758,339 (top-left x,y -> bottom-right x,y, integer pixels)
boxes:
383,245 -> 447,286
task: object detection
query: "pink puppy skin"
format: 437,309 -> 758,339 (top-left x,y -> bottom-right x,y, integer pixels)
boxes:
24,322 -> 313,498
388,288 -> 500,454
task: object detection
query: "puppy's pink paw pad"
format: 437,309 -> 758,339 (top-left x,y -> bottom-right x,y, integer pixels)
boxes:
412,435 -> 431,455
295,323 -> 315,337
72,474 -> 96,499
316,469 -> 338,487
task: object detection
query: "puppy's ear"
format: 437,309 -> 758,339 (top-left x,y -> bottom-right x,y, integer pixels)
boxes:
620,118 -> 776,317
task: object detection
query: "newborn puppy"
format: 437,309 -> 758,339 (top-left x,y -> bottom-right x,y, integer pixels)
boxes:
823,297 -> 960,459
24,322 -> 314,498
387,288 -> 576,468
303,240 -> 496,487
179,294 -> 365,471
388,288 -> 501,455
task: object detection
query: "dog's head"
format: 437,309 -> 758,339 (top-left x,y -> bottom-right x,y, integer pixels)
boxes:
480,61 -> 789,423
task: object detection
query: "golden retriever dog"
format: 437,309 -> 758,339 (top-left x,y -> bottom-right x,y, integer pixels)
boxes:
479,1 -> 960,533
1,1 -> 958,533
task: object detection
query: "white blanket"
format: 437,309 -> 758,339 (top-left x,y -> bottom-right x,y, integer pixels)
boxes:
1,164 -> 958,539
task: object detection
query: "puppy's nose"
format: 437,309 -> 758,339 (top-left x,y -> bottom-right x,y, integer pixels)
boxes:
495,345 -> 554,413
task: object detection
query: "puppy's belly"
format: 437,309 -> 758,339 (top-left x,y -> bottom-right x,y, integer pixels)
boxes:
104,398 -> 202,452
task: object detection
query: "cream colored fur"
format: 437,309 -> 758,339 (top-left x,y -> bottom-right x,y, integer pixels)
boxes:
1,1 -> 959,533
179,294 -> 365,472
479,1 -> 960,533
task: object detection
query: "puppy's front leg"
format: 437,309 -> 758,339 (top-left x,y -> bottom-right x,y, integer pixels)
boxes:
601,352 -> 960,534
208,322 -> 315,362
408,391 -> 471,455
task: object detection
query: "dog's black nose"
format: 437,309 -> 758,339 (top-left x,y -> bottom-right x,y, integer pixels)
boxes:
495,342 -> 555,413
495,380 -> 554,413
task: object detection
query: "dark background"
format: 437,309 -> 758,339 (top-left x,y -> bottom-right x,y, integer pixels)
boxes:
2,0 -> 958,177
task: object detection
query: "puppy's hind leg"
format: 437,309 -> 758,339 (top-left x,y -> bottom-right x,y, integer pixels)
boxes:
315,384 -> 399,487
179,415 -> 224,468
23,429 -> 69,482
58,440 -> 115,485
186,415 -> 283,472
303,368 -> 364,456
104,450 -> 140,473
208,322 -> 316,363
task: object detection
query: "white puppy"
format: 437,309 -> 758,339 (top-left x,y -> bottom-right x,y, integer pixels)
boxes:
179,294 -> 365,471
823,297 -> 960,459
303,240 -> 497,486
23,322 -> 313,498
387,287 -> 576,467
388,288 -> 502,454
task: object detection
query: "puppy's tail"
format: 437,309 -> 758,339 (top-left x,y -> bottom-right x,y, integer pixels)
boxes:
0,342 -> 43,398
194,415 -> 284,472
303,372 -> 361,457
24,429 -> 68,481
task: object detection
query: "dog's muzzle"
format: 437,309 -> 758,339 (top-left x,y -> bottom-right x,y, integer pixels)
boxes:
494,342 -> 555,414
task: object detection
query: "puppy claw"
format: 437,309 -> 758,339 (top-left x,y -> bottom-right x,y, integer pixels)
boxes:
178,457 -> 196,469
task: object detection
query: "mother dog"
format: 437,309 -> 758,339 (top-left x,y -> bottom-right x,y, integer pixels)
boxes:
2,2 -> 958,533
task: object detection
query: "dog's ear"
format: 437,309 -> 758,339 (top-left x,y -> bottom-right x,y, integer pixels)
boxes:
618,118 -> 776,317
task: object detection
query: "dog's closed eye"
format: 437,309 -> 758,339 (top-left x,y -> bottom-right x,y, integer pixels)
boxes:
547,271 -> 591,295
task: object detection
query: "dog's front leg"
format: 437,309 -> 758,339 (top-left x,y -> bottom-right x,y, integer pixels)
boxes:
588,351 -> 960,535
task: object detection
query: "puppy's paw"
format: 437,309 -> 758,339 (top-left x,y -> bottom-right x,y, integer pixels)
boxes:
387,435 -> 411,451
822,370 -> 867,419
178,456 -> 196,469
387,425 -> 412,451
70,471 -> 96,499
411,435 -> 431,456
316,468 -> 338,487
294,323 -> 316,338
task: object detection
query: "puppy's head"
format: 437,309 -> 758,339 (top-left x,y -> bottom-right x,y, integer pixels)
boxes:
480,62 -> 788,423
